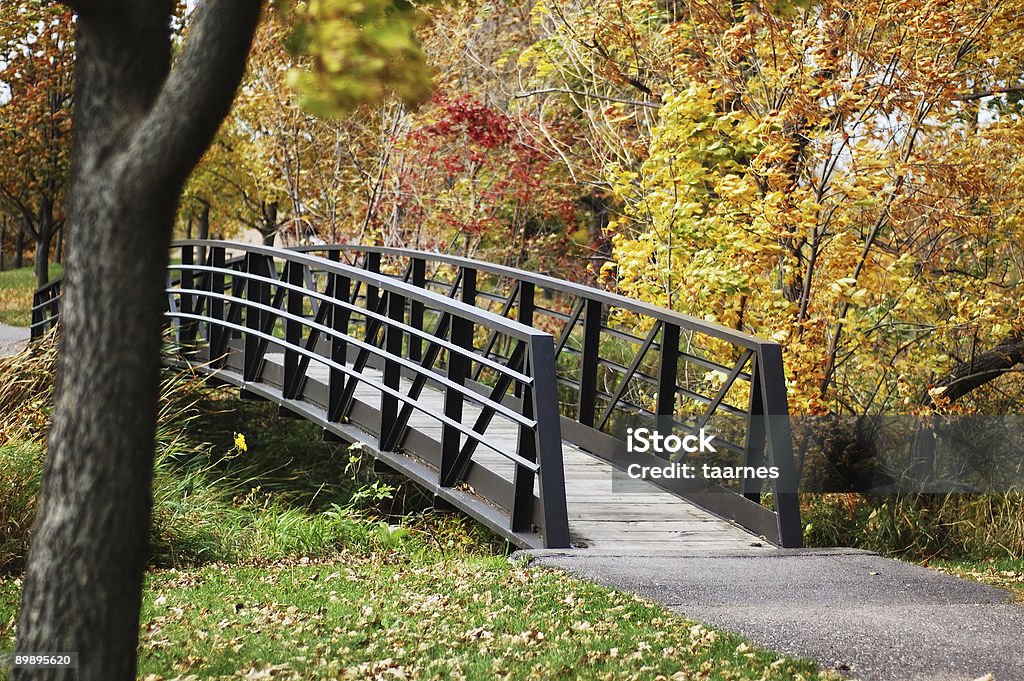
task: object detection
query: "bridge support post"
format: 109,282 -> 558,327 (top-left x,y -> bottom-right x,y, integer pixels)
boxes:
460,266 -> 476,306
529,336 -> 571,549
327,251 -> 351,424
578,299 -> 602,427
757,343 -> 803,548
379,290 -> 405,450
655,323 -> 680,443
283,262 -> 305,400
179,245 -> 197,351
744,361 -> 767,504
208,246 -> 227,367
408,258 -> 425,362
514,282 -> 535,399
440,316 -> 472,487
244,253 -> 272,382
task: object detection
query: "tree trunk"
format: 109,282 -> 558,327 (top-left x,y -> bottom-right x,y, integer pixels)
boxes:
34,231 -> 51,286
54,224 -> 64,265
196,200 -> 210,265
14,3 -> 260,680
14,226 -> 24,269
0,216 -> 6,271
260,200 -> 278,246
34,220 -> 53,287
926,332 -> 1024,405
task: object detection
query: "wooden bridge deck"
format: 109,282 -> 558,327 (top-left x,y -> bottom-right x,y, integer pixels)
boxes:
263,353 -> 769,552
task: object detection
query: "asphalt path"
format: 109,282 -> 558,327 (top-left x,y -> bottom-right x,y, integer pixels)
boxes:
0,324 -> 29,357
521,548 -> 1022,681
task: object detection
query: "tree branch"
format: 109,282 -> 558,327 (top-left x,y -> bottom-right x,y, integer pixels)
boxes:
514,88 -> 662,109
119,0 -> 262,198
954,86 -> 1024,101
925,331 -> 1024,405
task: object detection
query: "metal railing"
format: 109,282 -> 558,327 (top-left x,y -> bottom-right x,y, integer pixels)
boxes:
31,240 -> 802,547
293,245 -> 803,547
31,241 -> 571,549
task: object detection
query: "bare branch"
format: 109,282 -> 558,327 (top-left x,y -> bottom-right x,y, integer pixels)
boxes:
514,88 -> 661,109
954,86 -> 1024,101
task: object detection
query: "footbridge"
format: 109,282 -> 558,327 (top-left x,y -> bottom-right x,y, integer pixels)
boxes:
31,241 -> 802,550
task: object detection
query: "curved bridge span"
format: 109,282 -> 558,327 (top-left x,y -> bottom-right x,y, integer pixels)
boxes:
32,241 -> 801,550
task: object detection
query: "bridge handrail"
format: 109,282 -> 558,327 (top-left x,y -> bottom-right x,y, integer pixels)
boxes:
31,241 -> 573,549
292,245 -> 768,350
292,244 -> 802,547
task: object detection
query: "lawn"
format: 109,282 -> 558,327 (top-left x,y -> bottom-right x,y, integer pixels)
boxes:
0,264 -> 63,327
1,554 -> 837,681
0,339 -> 840,680
927,558 -> 1024,600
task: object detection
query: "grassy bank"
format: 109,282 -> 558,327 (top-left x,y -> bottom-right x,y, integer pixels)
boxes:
802,493 -> 1024,561
927,558 -> 1024,600
0,264 -> 63,327
0,555 -> 837,680
0,336 -> 839,680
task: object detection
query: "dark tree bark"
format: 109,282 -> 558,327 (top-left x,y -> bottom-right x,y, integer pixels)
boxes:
0,216 -> 6,271
53,223 -> 64,265
195,198 -> 211,265
925,332 -> 1024,406
14,2 -> 261,680
259,200 -> 279,245
32,201 -> 57,286
909,331 -> 1024,483
14,226 -> 25,269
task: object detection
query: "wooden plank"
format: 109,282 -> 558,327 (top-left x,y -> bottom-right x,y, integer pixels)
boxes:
258,352 -> 769,550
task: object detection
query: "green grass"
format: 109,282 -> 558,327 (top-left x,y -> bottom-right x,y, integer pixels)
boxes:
0,264 -> 64,327
926,558 -> 1024,599
0,336 -> 840,680
0,555 -> 837,681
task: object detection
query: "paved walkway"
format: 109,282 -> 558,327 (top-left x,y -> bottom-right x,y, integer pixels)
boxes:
0,324 -> 29,357
521,548 -> 1023,681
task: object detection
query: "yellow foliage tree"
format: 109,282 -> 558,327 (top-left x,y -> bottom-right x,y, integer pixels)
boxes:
521,0 -> 1024,415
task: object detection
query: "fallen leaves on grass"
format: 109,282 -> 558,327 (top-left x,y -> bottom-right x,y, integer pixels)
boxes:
132,553 -> 843,681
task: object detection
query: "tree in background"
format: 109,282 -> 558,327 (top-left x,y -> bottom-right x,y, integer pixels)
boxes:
517,0 -> 1024,416
0,5 -> 74,285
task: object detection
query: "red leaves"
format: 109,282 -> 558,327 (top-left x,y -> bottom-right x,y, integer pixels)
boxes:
418,93 -> 513,149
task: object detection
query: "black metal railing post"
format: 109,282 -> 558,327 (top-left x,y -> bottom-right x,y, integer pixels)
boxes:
461,267 -> 477,307
208,245 -> 228,366
757,343 -> 802,548
244,253 -> 272,382
179,245 -> 197,349
328,251 -> 351,423
30,290 -> 44,340
655,323 -> 680,443
226,258 -> 246,339
513,354 -> 538,532
578,298 -> 602,427
440,316 -> 472,486
743,358 -> 767,503
529,335 -> 571,548
380,290 -> 405,449
409,258 -> 425,361
514,282 -> 535,399
363,251 -> 381,312
283,261 -> 305,400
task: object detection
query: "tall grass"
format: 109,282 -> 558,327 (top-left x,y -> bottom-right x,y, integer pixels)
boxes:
803,492 -> 1024,560
0,333 -> 492,573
